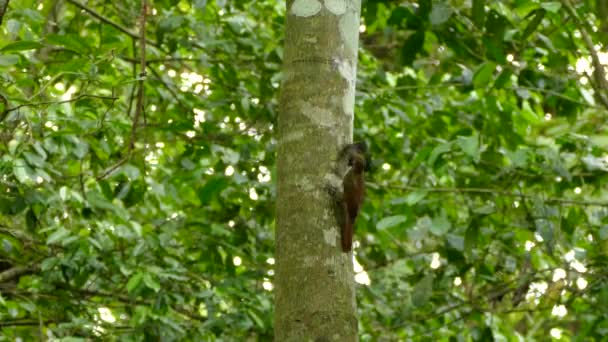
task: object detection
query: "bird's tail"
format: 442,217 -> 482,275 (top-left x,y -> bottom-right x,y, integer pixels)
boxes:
342,219 -> 353,252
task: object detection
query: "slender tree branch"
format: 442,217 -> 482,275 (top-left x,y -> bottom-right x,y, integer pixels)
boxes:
5,94 -> 117,113
562,0 -> 608,109
64,0 -> 159,48
0,264 -> 38,283
128,0 -> 147,154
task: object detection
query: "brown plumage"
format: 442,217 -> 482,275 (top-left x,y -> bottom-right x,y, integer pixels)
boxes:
341,152 -> 366,252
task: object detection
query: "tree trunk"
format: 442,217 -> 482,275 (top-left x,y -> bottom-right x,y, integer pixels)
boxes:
275,0 -> 362,341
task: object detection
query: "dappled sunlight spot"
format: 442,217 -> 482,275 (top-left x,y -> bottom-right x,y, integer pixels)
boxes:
382,163 -> 391,171
266,258 -> 275,265
355,271 -> 370,285
249,188 -> 258,200
54,82 -> 65,91
228,220 -> 235,227
150,104 -> 157,111
354,255 -> 370,285
205,167 -> 214,175
145,152 -> 158,166
574,187 -> 582,194
555,176 -> 562,182
534,233 -> 544,242
551,304 -> 567,318
353,255 -> 364,273
430,252 -> 441,269
155,142 -> 164,148
198,303 -> 208,317
564,250 -> 575,262
526,281 -> 548,302
575,57 -> 592,74
263,278 -> 273,291
36,176 -> 44,184
453,277 -> 462,286
571,260 -> 587,273
61,85 -> 77,101
359,24 -> 366,33
576,277 -> 588,290
232,256 -> 242,266
565,249 -> 587,273
186,130 -> 196,138
550,328 -> 562,339
193,108 -> 206,127
544,113 -> 552,121
98,307 -> 116,323
513,200 -> 520,208
225,165 -> 235,176
524,240 -> 535,251
552,268 -> 566,282
258,166 -> 271,183
167,69 -> 176,77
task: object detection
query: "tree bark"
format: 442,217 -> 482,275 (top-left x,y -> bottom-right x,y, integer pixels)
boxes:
275,0 -> 361,341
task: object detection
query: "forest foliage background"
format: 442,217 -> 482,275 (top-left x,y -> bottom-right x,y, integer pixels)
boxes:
1,0 -> 608,340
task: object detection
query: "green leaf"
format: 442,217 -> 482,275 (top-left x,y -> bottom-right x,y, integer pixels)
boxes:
430,215 -> 451,236
0,54 -> 19,66
198,176 -> 228,204
472,0 -> 485,27
428,141 -> 453,166
400,29 -> 425,66
520,100 -> 541,123
46,34 -> 90,53
429,3 -> 453,26
13,159 -> 34,184
377,215 -> 407,230
540,2 -> 561,13
494,68 -> 513,89
143,273 -> 161,292
405,191 -> 427,205
464,224 -> 479,253
599,226 -> 608,240
473,62 -> 496,89
521,9 -> 545,41
412,275 -> 433,307
457,134 -> 480,160
127,272 -> 144,294
47,228 -> 71,245
1,41 -> 42,52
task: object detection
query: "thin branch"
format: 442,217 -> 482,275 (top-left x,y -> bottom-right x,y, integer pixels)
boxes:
5,94 -> 118,113
384,184 -> 608,207
64,0 -> 159,48
562,0 -> 608,109
128,0 -> 147,154
120,55 -> 201,65
0,0 -> 9,27
0,264 -> 38,283
96,155 -> 129,180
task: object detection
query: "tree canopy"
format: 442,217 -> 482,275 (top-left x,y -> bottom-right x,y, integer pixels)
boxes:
1,0 -> 607,340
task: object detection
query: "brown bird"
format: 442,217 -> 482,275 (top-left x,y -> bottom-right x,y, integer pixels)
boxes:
341,144 -> 367,252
